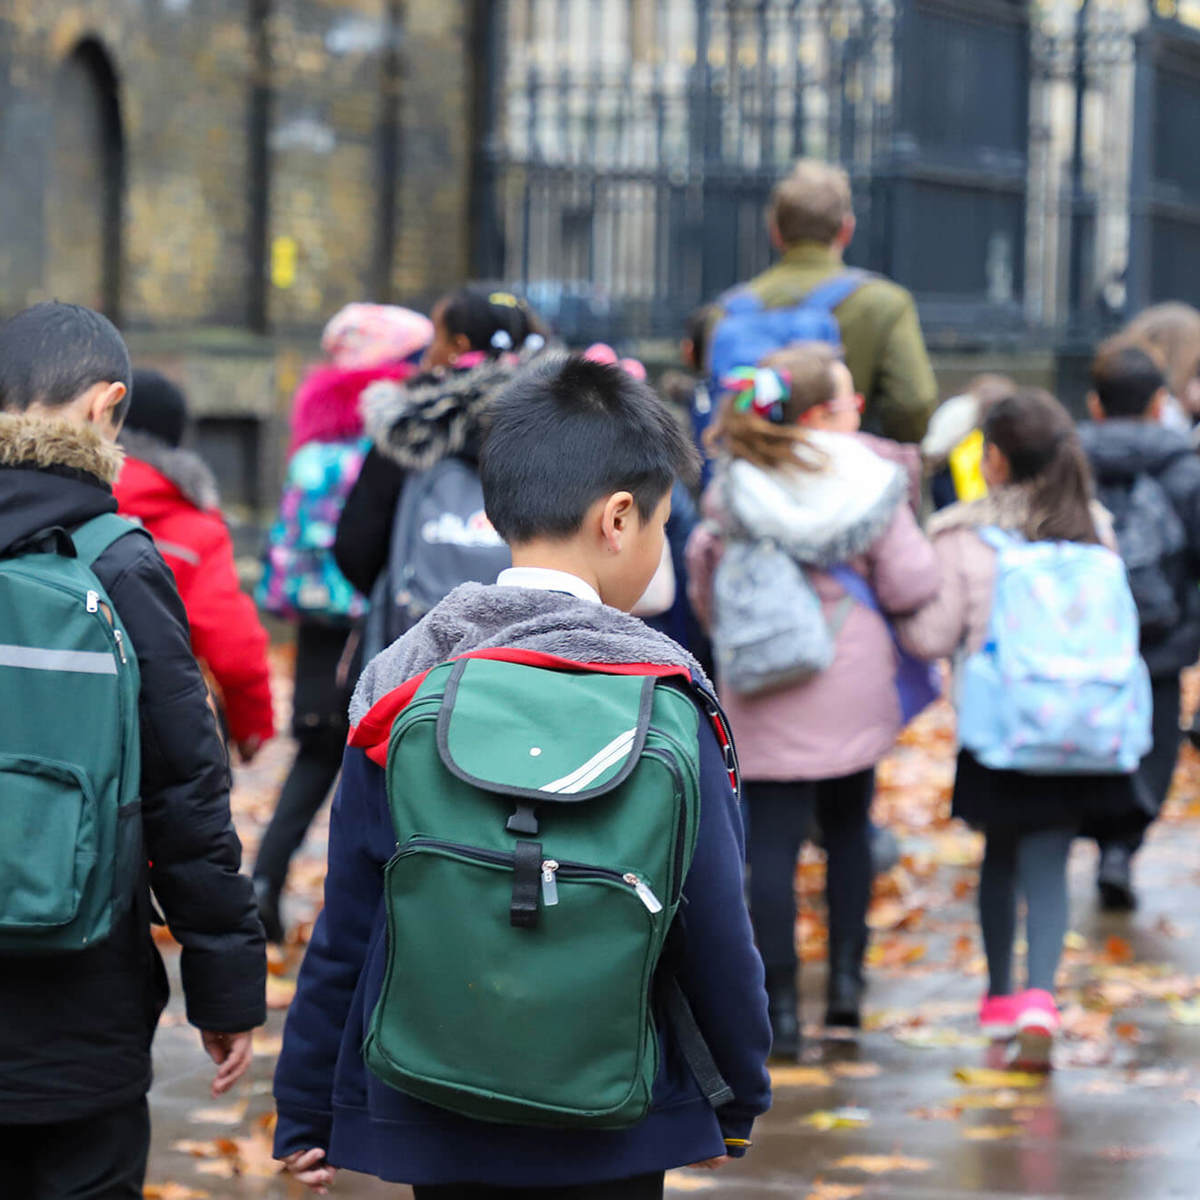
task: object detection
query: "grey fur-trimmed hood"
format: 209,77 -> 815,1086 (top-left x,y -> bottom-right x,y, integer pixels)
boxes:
711,430 -> 908,566
118,428 -> 220,510
351,582 -> 709,724
363,342 -> 549,472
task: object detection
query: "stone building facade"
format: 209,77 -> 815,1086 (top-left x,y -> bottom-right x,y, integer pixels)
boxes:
0,0 -> 475,514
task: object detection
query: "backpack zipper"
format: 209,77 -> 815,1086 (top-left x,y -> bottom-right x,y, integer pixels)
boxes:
113,629 -> 127,665
396,837 -> 662,912
86,590 -> 100,613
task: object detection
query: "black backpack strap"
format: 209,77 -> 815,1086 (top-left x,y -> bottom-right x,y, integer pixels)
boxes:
661,973 -> 735,1110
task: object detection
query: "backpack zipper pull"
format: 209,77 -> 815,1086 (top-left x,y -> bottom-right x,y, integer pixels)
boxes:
541,860 -> 559,907
86,590 -> 100,614
624,874 -> 663,914
113,628 -> 127,665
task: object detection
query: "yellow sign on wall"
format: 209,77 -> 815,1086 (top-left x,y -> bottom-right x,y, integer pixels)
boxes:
271,236 -> 298,291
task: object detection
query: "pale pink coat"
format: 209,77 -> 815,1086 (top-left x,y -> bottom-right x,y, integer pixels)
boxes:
895,490 -> 1117,665
688,501 -> 939,783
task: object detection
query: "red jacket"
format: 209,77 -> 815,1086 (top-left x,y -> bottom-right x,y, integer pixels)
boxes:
114,433 -> 275,748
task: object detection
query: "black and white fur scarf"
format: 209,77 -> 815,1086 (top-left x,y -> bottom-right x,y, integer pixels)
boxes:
362,343 -> 549,472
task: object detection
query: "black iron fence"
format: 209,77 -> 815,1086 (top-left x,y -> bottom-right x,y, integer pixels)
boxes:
473,0 -> 1031,347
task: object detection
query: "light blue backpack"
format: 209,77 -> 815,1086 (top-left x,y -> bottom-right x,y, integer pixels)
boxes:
958,527 -> 1152,775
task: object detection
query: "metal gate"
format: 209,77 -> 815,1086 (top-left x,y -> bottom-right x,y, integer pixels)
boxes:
473,0 -> 1030,345
1128,12 -> 1200,316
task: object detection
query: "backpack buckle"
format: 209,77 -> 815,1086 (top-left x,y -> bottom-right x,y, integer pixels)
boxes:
506,802 -> 540,836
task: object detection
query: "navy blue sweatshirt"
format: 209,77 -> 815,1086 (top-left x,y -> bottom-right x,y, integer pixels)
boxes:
273,678 -> 771,1187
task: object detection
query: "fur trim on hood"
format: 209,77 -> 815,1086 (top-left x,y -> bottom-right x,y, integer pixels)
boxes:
289,362 -> 415,454
351,582 -> 708,724
929,484 -> 1114,544
363,344 -> 546,472
118,428 -> 220,510
712,431 -> 907,566
0,413 -> 124,484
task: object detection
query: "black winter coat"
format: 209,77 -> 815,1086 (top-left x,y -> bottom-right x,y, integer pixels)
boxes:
0,415 -> 266,1124
1079,420 -> 1200,678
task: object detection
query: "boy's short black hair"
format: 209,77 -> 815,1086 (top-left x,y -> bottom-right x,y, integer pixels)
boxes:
0,301 -> 132,421
481,354 -> 700,544
1091,340 -> 1166,418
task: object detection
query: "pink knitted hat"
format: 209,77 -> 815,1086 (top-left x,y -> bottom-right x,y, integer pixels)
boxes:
321,304 -> 434,370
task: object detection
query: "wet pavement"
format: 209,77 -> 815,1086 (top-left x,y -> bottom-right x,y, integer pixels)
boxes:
144,696 -> 1200,1199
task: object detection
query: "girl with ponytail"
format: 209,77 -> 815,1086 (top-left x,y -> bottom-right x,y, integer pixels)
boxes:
899,387 -> 1145,1067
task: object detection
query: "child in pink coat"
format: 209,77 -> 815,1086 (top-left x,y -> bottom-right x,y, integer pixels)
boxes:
687,342 -> 937,1052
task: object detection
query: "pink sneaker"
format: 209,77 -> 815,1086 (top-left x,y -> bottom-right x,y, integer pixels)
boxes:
1015,989 -> 1059,1069
979,993 -> 1021,1039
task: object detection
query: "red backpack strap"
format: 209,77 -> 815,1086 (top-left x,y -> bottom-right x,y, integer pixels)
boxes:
348,648 -> 694,768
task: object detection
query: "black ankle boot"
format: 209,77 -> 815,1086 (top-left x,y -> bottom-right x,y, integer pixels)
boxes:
825,940 -> 866,1029
253,876 -> 285,944
765,966 -> 801,1060
1098,844 -> 1137,912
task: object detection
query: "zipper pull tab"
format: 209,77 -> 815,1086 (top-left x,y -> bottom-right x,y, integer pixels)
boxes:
113,628 -> 128,665
541,860 -> 559,907
86,590 -> 100,614
624,874 -> 663,914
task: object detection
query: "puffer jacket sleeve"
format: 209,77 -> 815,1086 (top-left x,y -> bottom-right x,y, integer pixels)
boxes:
894,527 -> 974,662
185,510 -> 275,748
864,501 -> 939,617
333,447 -> 406,596
274,746 -> 389,1156
675,718 -> 772,1151
100,536 -> 267,1032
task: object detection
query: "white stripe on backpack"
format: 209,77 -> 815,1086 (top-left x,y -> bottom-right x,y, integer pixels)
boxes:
539,728 -> 637,795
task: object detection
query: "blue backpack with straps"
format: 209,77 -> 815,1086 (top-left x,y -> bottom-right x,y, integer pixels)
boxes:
708,271 -> 869,392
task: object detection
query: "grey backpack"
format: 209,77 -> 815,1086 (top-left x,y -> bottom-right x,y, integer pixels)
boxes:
712,541 -> 851,697
364,457 -> 512,659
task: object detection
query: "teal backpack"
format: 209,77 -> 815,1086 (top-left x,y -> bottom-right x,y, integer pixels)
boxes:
363,651 -> 735,1129
0,514 -> 144,953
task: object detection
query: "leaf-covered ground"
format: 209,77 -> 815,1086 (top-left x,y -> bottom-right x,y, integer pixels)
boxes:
144,655 -> 1200,1197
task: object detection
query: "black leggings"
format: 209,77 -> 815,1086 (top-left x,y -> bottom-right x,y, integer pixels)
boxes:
744,770 -> 875,973
413,1172 -> 665,1199
253,724 -> 345,891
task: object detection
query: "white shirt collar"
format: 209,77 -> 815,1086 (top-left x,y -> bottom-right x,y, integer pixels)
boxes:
497,566 -> 601,606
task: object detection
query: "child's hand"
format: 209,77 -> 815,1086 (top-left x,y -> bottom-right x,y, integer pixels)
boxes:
688,1155 -> 731,1169
200,1029 -> 254,1097
281,1148 -> 337,1194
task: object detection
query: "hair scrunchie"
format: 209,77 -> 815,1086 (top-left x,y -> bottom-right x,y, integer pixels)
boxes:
722,366 -> 791,424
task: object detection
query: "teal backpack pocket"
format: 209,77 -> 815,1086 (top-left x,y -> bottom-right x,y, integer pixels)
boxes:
0,755 -> 96,930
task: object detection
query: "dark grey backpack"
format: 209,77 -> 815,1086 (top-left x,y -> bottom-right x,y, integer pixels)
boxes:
364,457 -> 512,659
1102,473 -> 1186,640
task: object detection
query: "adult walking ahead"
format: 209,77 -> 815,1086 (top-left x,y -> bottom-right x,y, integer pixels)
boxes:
709,159 -> 937,444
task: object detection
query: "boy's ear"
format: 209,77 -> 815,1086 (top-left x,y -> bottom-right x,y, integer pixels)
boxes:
1086,391 -> 1105,422
83,381 -> 127,429
599,491 -> 636,551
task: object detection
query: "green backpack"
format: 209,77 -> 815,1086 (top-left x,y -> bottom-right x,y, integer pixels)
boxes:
363,651 -> 734,1129
0,514 -> 144,953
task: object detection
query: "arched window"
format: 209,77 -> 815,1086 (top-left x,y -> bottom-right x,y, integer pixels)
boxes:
46,39 -> 124,320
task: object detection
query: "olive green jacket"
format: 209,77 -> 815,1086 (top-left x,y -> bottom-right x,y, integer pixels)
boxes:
730,242 -> 937,444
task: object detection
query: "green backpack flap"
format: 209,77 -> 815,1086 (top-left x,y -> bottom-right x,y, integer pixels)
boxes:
0,514 -> 143,953
364,654 -> 732,1129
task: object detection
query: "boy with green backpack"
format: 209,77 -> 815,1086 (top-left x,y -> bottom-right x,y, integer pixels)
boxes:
275,355 -> 772,1197
0,303 -> 266,1198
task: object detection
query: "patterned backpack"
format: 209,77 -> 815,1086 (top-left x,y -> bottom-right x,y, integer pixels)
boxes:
957,527 -> 1152,774
258,438 -> 369,622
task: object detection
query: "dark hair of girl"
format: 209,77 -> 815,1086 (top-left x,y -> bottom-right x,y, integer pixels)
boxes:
439,288 -> 543,357
982,388 -> 1099,544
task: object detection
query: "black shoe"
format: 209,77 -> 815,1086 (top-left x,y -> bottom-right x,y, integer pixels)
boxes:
253,877 -> 285,943
825,971 -> 863,1029
765,967 -> 801,1061
1098,845 -> 1137,912
825,934 -> 866,1029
